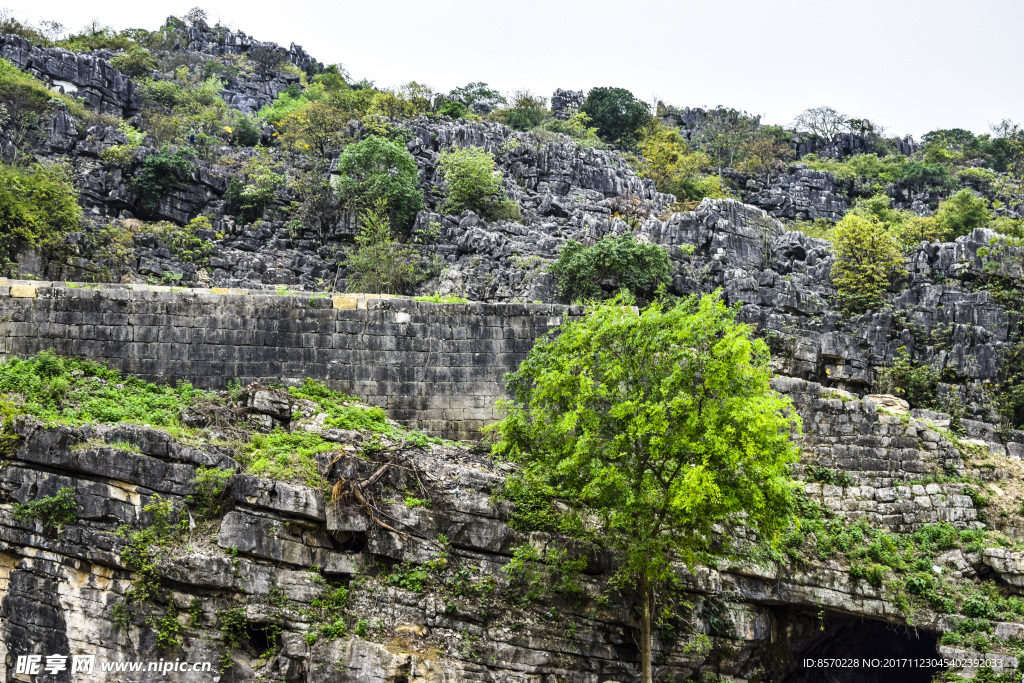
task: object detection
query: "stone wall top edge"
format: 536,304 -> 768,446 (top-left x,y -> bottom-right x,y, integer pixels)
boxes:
0,282 -> 583,317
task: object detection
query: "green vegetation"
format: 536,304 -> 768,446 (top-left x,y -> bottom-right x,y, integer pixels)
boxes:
0,161 -> 82,267
113,496 -> 185,633
304,584 -> 349,645
934,189 -> 992,239
632,121 -> 725,207
0,351 -> 207,428
830,213 -> 906,314
222,151 -> 286,224
335,135 -> 423,230
189,467 -> 234,519
874,346 -> 939,409
549,233 -> 671,304
580,87 -> 650,148
414,293 -> 469,304
12,487 -> 77,532
344,199 -> 426,295
488,294 -> 801,683
239,430 -> 335,490
437,146 -> 520,221
132,145 -> 196,217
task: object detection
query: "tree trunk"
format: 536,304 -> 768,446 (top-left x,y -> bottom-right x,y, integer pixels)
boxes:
640,572 -> 653,683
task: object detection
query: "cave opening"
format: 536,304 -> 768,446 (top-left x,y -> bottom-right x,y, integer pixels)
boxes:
780,610 -> 941,683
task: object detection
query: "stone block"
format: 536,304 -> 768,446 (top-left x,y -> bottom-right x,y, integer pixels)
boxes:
9,285 -> 37,298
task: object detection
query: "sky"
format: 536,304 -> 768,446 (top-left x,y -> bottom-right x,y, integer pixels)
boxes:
3,0 -> 1020,139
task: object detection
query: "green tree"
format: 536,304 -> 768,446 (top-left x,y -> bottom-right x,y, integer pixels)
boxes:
831,214 -> 906,315
489,294 -> 801,683
0,161 -> 82,265
335,135 -> 424,230
632,122 -> 724,206
437,146 -> 518,220
345,199 -> 421,294
549,234 -> 671,304
495,89 -> 547,131
933,189 -> 991,239
581,87 -> 650,148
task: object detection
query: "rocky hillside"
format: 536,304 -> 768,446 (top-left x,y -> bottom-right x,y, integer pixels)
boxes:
4,10 -> 1024,682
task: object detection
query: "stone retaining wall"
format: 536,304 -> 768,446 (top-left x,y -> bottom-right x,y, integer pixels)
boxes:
0,282 -> 578,440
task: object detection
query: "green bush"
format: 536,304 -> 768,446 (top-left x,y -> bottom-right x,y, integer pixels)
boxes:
874,346 -> 939,408
493,90 -> 546,131
549,234 -> 671,304
439,100 -> 468,119
335,135 -> 423,230
132,146 -> 195,217
12,487 -> 77,532
188,467 -> 233,519
230,113 -> 261,147
581,87 -> 651,148
830,214 -> 905,315
933,189 -> 991,239
0,161 -> 82,264
110,47 -> 158,78
437,146 -> 518,220
344,200 -> 425,295
0,351 -> 207,428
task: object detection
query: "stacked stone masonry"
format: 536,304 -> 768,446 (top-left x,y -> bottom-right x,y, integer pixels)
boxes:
0,283 -> 580,441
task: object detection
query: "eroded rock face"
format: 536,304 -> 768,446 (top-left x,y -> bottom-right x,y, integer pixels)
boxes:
0,34 -> 140,116
1,378 -> 1021,681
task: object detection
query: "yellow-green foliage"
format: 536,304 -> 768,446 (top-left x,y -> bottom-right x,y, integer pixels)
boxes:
846,194 -> 944,250
0,161 -> 82,264
933,189 -> 992,239
633,122 -> 725,207
831,213 -> 906,315
0,57 -> 87,120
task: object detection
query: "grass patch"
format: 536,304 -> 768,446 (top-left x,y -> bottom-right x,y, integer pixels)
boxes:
0,351 -> 211,428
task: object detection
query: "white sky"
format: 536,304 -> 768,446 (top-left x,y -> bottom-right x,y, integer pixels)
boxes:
3,0 -> 1020,139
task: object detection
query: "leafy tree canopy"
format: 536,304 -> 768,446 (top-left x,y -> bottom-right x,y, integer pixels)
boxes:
489,293 -> 801,682
549,233 -> 671,304
581,87 -> 650,148
335,135 -> 424,230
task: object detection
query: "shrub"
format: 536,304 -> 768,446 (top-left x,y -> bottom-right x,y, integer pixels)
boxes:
633,122 -> 725,205
439,99 -> 468,119
13,487 -> 77,532
830,214 -> 905,315
495,90 -> 546,131
230,113 -> 261,147
0,351 -> 206,428
188,467 -> 233,519
0,161 -> 82,264
132,146 -> 195,217
335,135 -> 423,230
223,151 -> 285,224
240,430 -> 334,489
581,87 -> 651,148
344,199 -> 424,295
874,346 -> 939,409
549,234 -> 671,304
437,146 -> 518,220
110,47 -> 158,78
933,189 -> 991,239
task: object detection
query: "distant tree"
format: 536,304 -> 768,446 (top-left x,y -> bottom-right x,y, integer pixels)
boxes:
345,199 -> 421,294
249,44 -> 285,79
184,7 -> 209,28
335,135 -> 423,230
633,122 -> 724,205
0,161 -> 82,264
581,87 -> 650,148
793,106 -> 848,140
497,89 -> 547,131
277,100 -> 346,157
933,189 -> 991,239
831,214 -> 906,315
437,146 -> 520,220
489,293 -> 801,683
695,107 -> 758,174
738,133 -> 795,184
448,82 -> 505,108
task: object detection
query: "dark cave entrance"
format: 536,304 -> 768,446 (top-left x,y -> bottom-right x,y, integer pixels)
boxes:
779,610 -> 941,683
